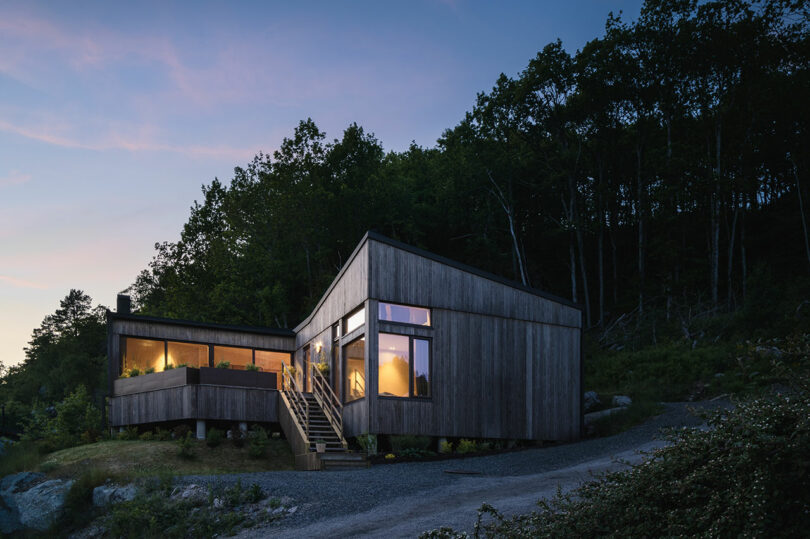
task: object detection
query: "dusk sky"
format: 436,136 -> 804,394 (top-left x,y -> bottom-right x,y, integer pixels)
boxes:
0,0 -> 643,367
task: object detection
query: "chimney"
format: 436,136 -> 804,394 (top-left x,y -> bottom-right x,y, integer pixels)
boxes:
117,294 -> 131,314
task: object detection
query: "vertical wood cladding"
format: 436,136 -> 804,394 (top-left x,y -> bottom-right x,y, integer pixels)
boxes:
366,239 -> 582,442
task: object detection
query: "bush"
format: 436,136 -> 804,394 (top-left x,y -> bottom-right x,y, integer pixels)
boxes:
216,361 -> 231,369
230,425 -> 246,448
117,426 -> 139,441
424,384 -> 810,537
155,427 -> 172,441
21,385 -> 101,452
247,425 -> 269,458
176,432 -> 195,460
456,439 -> 477,454
206,428 -> 223,448
438,440 -> 453,454
139,431 -> 154,441
356,433 -> 377,454
390,434 -> 431,452
172,424 -> 191,439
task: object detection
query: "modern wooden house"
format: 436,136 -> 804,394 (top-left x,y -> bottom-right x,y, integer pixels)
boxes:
108,232 -> 583,469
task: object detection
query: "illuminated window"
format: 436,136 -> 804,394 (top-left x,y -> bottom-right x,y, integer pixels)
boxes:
378,302 -> 431,326
122,338 -> 165,374
167,341 -> 208,369
377,333 -> 430,398
213,346 -> 252,369
344,306 -> 365,334
255,350 -> 289,375
343,337 -> 365,402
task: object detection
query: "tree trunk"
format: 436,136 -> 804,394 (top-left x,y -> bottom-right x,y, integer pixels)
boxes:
598,221 -> 605,327
727,197 -> 739,311
792,160 -> 810,271
577,226 -> 591,328
710,123 -> 722,309
636,144 -> 645,316
570,232 -> 578,303
740,204 -> 747,302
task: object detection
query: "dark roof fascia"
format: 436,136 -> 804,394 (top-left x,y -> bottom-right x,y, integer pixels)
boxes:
293,231 -> 373,332
365,231 -> 583,311
107,311 -> 295,338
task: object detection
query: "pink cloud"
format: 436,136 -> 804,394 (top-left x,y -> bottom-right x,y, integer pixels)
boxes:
0,170 -> 31,187
0,117 -> 259,161
0,275 -> 47,290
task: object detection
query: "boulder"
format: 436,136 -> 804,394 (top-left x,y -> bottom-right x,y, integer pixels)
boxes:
0,472 -> 45,534
16,478 -> 74,531
583,391 -> 601,412
612,395 -> 632,407
92,484 -> 137,507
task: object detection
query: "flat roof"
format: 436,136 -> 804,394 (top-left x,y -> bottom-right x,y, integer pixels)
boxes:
108,311 -> 295,337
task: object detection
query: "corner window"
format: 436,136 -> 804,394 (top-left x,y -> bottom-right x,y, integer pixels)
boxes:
378,333 -> 431,398
378,302 -> 431,326
344,306 -> 365,334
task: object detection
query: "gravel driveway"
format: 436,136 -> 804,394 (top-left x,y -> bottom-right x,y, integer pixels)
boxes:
183,400 -> 726,538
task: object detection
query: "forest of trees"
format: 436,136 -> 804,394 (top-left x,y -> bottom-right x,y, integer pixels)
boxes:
2,0 -> 808,431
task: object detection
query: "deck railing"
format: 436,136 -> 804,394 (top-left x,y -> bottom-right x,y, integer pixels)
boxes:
280,362 -> 309,444
311,365 -> 347,448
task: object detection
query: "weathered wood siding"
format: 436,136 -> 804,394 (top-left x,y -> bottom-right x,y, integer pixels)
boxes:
368,240 -> 580,327
365,238 -> 582,442
109,386 -> 279,426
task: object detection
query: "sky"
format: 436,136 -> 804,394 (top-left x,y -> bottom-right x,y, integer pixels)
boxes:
0,0 -> 643,367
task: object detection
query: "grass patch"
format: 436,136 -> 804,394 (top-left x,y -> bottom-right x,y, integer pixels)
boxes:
0,440 -> 46,476
38,437 -> 293,479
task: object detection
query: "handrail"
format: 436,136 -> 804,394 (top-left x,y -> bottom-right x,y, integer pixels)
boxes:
310,365 -> 346,447
280,362 -> 309,445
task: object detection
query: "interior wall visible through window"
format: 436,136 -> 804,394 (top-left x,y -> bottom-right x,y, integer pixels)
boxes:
122,337 -> 165,374
213,345 -> 252,369
377,333 -> 431,398
343,337 -> 365,402
167,341 -> 208,369
378,302 -> 431,326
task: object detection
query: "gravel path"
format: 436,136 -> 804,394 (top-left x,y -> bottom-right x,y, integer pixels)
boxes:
183,400 -> 727,537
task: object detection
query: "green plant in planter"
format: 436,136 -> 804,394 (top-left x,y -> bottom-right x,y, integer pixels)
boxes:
165,363 -> 174,370
128,368 -> 141,377
176,362 -> 188,368
144,367 -> 156,374
215,361 -> 231,369
246,363 -> 260,372
315,362 -> 329,377
357,433 -> 378,455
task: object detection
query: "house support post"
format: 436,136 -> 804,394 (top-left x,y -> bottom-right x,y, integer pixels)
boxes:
196,420 -> 206,440
239,422 -> 247,433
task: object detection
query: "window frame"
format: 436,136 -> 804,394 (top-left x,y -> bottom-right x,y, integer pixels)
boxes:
377,332 -> 432,400
118,334 -> 292,375
343,304 -> 366,335
377,301 -> 432,328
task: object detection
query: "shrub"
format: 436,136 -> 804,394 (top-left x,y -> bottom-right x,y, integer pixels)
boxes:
456,439 -> 477,454
117,426 -> 139,441
139,431 -> 154,441
385,453 -> 396,460
58,468 -> 109,530
245,363 -> 260,372
154,427 -> 172,441
216,361 -> 231,369
22,386 -> 102,452
399,448 -> 435,459
176,432 -> 195,460
172,424 -> 191,439
230,425 -> 246,448
206,428 -> 223,448
144,367 -> 156,374
438,440 -> 453,454
357,433 -> 378,455
247,425 -> 269,458
390,434 -> 431,452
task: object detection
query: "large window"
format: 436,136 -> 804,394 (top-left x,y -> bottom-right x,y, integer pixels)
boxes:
213,345 -> 252,369
378,302 -> 431,326
344,306 -> 365,334
167,341 -> 208,369
255,350 -> 289,374
343,337 -> 365,402
123,338 -> 165,374
378,333 -> 431,398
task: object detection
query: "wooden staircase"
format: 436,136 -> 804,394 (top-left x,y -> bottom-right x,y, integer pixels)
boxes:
278,362 -> 368,471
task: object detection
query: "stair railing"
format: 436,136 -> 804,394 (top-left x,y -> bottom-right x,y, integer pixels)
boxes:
280,362 -> 309,445
310,364 -> 347,448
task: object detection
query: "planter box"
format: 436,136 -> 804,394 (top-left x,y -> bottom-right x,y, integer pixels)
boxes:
113,367 -> 199,396
198,367 -> 277,389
